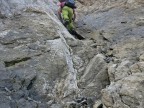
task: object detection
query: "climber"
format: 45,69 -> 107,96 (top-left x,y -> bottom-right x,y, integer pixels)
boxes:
57,0 -> 66,21
57,0 -> 85,40
57,0 -> 76,34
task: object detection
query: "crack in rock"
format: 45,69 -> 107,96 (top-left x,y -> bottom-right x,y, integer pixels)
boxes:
4,57 -> 31,67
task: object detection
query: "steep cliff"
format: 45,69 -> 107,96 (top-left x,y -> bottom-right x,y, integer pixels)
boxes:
0,0 -> 144,108
76,0 -> 144,108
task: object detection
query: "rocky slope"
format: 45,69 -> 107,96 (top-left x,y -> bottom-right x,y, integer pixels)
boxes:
0,0 -> 144,108
76,0 -> 144,108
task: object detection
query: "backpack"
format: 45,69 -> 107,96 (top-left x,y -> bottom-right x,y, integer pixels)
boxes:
65,0 -> 76,8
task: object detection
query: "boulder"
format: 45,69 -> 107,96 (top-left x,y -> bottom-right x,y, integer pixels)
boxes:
102,73 -> 144,108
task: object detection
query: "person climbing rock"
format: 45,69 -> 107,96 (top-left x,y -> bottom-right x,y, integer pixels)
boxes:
58,0 -> 76,33
57,0 -> 66,21
58,0 -> 85,40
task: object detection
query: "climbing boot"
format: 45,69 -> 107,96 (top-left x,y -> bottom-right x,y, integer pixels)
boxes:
69,29 -> 85,40
69,29 -> 76,35
63,20 -> 69,27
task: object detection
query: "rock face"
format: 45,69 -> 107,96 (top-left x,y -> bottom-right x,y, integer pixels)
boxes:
76,0 -> 144,108
0,0 -> 144,108
0,0 -> 109,107
102,73 -> 144,108
0,0 -> 78,107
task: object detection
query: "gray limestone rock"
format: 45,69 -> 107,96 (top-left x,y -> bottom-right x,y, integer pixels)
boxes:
78,54 -> 110,99
0,0 -> 144,107
102,73 -> 144,108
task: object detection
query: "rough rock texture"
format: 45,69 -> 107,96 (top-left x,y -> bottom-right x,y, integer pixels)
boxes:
102,73 -> 144,108
0,0 -> 144,108
76,0 -> 144,108
0,0 -> 110,107
0,0 -> 78,107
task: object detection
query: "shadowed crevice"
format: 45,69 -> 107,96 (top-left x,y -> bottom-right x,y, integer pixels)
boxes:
4,57 -> 31,67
